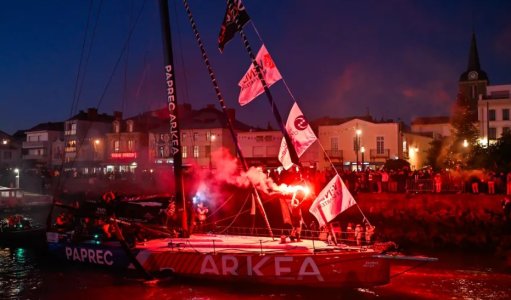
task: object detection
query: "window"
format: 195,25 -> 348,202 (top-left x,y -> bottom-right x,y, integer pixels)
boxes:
182,133 -> 187,141
128,140 -> 133,151
331,137 -> 338,150
255,136 -> 264,142
489,109 -> 496,121
158,146 -> 164,158
127,120 -> 134,132
114,140 -> 120,152
182,146 -> 188,158
193,145 -> 199,158
489,127 -> 497,140
503,127 -> 510,135
113,121 -> 120,133
265,135 -> 273,142
66,122 -> 77,135
376,136 -> 384,154
193,132 -> 198,141
503,109 -> 510,121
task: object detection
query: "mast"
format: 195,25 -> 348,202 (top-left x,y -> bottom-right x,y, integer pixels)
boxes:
181,0 -> 274,238
158,0 -> 188,236
226,0 -> 301,168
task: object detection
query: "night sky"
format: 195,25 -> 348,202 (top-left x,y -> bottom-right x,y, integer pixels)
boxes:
2,0 -> 511,135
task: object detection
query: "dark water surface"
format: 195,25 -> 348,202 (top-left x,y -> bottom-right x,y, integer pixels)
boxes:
1,207 -> 510,299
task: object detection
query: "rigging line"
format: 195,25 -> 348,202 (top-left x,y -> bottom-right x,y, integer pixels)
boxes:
181,0 -> 249,170
316,138 -> 372,226
70,0 -> 94,117
93,0 -> 147,111
182,0 -> 273,238
73,0 -> 105,116
58,0 -> 147,191
245,3 -> 370,227
207,192 -> 235,218
47,0 -> 101,228
249,22 -> 298,106
216,191 -> 252,234
227,0 -> 300,168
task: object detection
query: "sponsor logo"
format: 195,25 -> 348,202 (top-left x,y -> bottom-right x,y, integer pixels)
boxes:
200,255 -> 324,281
65,247 -> 114,266
293,115 -> 308,131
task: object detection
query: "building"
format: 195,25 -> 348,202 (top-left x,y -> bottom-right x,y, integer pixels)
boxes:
63,108 -> 115,174
410,116 -> 452,139
318,117 -> 402,171
150,104 -> 252,170
0,130 -> 21,170
104,111 -> 156,174
402,132 -> 433,170
478,84 -> 511,144
458,32 -> 489,122
22,122 -> 64,171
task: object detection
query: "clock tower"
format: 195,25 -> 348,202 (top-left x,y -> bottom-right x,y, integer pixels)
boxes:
458,32 -> 488,121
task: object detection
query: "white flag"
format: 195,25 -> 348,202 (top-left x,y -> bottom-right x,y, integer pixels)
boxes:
309,174 -> 356,227
278,102 -> 317,169
238,45 -> 282,106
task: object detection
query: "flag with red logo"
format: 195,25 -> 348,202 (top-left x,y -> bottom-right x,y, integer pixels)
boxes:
278,102 -> 317,169
218,0 -> 250,52
238,44 -> 282,106
309,174 -> 356,227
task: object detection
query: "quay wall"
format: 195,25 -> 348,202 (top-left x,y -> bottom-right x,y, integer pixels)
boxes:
351,192 -> 510,257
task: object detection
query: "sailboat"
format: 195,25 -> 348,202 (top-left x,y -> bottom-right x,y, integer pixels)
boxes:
45,0 -> 406,288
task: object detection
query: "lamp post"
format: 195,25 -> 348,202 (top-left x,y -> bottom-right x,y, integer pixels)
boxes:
355,129 -> 362,171
360,146 -> 365,171
14,168 -> 19,189
94,139 -> 100,159
209,134 -> 216,170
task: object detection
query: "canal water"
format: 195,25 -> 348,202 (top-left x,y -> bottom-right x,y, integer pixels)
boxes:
1,207 -> 510,299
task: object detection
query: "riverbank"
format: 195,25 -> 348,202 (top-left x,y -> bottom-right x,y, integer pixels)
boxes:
353,192 -> 511,261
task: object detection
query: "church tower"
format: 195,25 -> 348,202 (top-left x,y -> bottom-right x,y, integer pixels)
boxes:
458,32 -> 489,120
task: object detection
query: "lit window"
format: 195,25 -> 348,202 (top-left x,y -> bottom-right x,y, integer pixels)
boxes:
128,140 -> 133,151
377,136 -> 384,154
114,140 -> 120,152
193,145 -> 199,158
182,146 -> 188,158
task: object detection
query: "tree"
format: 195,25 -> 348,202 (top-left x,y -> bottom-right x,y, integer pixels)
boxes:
448,93 -> 480,167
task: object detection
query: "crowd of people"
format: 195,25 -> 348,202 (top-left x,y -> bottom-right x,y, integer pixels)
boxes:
265,165 -> 511,196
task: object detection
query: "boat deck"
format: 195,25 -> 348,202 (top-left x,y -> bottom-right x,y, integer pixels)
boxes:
136,233 -> 374,255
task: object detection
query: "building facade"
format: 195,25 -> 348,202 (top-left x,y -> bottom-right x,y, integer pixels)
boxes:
478,84 -> 511,144
22,122 -> 64,171
318,118 -> 402,171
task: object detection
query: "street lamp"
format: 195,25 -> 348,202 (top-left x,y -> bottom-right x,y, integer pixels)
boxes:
94,139 -> 100,159
14,168 -> 19,189
360,146 -> 365,171
355,129 -> 362,171
209,134 -> 216,169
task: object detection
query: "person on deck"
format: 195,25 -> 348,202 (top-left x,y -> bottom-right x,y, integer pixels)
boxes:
365,223 -> 375,244
289,198 -> 303,242
196,202 -> 209,231
355,224 -> 364,246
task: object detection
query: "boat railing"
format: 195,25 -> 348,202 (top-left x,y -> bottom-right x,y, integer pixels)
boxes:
210,226 -> 376,246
